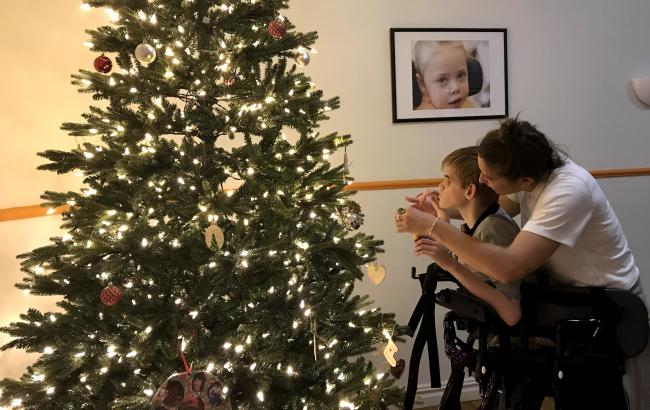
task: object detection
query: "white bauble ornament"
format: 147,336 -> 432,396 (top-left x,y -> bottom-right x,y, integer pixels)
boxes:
295,50 -> 310,67
135,43 -> 157,65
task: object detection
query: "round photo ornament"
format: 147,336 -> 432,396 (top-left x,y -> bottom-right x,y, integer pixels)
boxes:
151,370 -> 231,410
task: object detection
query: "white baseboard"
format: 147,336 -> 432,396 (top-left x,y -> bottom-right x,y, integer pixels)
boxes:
413,377 -> 481,409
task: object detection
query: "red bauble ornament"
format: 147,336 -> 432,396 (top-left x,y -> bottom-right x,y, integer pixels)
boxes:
94,54 -> 113,74
267,19 -> 286,39
100,283 -> 122,306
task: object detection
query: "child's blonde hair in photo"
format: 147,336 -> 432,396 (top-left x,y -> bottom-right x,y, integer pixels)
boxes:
412,41 -> 466,74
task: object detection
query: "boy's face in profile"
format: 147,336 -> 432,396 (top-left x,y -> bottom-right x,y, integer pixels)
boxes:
439,165 -> 469,209
417,45 -> 469,109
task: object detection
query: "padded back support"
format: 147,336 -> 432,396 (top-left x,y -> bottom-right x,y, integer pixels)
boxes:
521,283 -> 648,357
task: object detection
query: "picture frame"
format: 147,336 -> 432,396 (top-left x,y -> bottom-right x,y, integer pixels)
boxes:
390,28 -> 508,123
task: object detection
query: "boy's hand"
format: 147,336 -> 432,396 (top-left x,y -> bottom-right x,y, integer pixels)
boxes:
414,237 -> 455,270
405,189 -> 438,215
406,189 -> 451,221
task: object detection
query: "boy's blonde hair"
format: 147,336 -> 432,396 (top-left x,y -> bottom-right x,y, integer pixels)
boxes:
442,146 -> 498,205
412,41 -> 467,74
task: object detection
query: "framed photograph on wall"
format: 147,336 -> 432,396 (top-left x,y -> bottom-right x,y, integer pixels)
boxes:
390,28 -> 508,123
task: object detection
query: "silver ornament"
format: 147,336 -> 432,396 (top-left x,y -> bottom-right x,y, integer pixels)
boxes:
337,204 -> 364,231
135,43 -> 157,65
295,51 -> 310,67
345,212 -> 363,230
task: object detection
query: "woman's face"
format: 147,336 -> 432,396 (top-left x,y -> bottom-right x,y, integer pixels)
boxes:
192,378 -> 202,392
418,45 -> 469,109
478,156 -> 519,195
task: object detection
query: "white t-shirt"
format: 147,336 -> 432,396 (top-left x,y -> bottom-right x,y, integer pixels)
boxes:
508,159 -> 639,289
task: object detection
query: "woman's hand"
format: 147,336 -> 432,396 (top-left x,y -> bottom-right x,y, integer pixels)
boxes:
394,206 -> 436,236
414,237 -> 455,270
429,192 -> 450,222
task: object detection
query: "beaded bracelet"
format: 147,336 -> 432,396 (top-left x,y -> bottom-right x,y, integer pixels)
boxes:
428,216 -> 440,237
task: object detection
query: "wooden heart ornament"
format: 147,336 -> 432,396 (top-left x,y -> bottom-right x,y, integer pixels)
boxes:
204,223 -> 225,249
367,263 -> 386,285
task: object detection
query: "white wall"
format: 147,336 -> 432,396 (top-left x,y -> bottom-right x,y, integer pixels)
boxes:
1,0 -> 649,406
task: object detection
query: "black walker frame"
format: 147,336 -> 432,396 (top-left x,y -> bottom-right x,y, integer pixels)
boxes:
404,263 -> 648,410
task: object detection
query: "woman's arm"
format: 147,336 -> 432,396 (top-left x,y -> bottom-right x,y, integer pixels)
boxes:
415,238 -> 521,326
434,223 -> 559,284
396,207 -> 559,284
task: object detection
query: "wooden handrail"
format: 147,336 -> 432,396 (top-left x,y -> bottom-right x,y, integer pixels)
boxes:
348,167 -> 650,191
1,167 -> 648,223
0,205 -> 70,223
588,168 -> 650,178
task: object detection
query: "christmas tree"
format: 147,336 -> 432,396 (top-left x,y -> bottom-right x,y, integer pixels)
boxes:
0,1 -> 403,409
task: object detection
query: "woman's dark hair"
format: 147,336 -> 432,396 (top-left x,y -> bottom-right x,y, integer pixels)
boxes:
478,116 -> 565,182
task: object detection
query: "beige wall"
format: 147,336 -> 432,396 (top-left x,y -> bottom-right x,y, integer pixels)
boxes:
0,1 -> 105,378
1,0 -> 649,406
0,1 -> 104,206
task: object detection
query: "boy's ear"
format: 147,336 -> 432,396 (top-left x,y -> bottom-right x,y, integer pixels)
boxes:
465,183 -> 477,200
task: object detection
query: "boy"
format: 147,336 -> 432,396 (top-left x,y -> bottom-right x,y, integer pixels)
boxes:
412,41 -> 473,110
412,146 -> 521,325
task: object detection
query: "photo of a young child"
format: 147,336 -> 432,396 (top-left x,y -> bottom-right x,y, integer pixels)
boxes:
391,28 -> 507,122
411,40 -> 490,110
